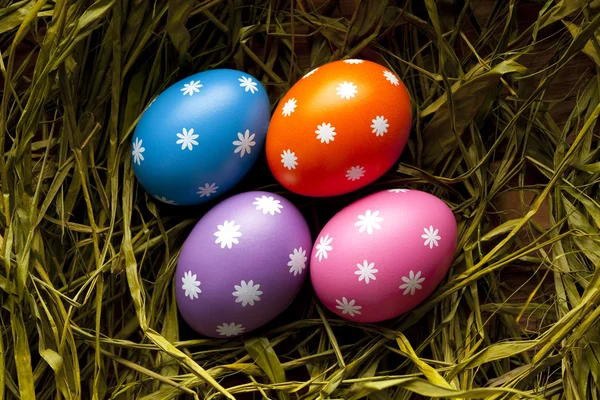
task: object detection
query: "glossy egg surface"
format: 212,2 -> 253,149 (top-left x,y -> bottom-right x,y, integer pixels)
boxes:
132,69 -> 270,206
266,59 -> 412,197
175,191 -> 312,338
310,189 -> 457,322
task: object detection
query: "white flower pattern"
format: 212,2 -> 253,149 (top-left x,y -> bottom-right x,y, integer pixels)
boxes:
197,183 -> 219,197
400,270 -> 425,295
346,166 -> 365,181
132,138 -> 145,165
253,195 -> 283,215
388,189 -> 410,193
344,59 -> 364,64
302,68 -> 318,78
383,70 -> 400,86
355,210 -> 383,234
181,271 -> 201,299
371,116 -> 389,136
335,297 -> 362,317
232,280 -> 263,306
288,248 -> 307,276
233,130 -> 256,157
281,149 -> 298,170
315,234 -> 333,261
181,80 -> 202,96
216,322 -> 245,337
355,261 -> 378,284
315,123 -> 336,144
214,220 -> 242,249
422,226 -> 441,249
282,98 -> 297,117
176,128 -> 199,151
154,195 -> 178,205
336,81 -> 358,100
239,76 -> 258,94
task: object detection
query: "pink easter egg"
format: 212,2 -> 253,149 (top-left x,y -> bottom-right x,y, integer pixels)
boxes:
309,189 -> 457,322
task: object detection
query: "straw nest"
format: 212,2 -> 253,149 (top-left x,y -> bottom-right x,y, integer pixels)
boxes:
1,1 -> 599,399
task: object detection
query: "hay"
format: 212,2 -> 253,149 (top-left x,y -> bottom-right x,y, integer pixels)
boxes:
1,0 -> 599,398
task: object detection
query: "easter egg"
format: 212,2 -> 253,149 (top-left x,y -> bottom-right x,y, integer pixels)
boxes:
131,69 -> 270,206
175,191 -> 312,338
309,189 -> 457,322
265,59 -> 412,197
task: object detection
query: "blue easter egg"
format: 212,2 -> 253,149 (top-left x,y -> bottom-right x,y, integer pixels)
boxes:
131,69 -> 271,206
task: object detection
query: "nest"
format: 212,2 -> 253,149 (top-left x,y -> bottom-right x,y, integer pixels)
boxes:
1,0 -> 599,399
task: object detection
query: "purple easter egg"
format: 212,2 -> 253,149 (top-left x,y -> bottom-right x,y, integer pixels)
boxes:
175,191 -> 312,338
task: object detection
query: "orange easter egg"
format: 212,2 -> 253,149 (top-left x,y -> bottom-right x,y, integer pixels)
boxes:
266,59 -> 412,197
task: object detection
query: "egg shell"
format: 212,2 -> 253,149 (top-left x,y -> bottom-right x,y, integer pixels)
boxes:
265,59 -> 412,197
310,189 -> 457,322
132,69 -> 270,206
175,191 -> 312,338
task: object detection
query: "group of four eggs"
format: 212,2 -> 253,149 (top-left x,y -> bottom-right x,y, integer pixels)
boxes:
131,59 -> 458,339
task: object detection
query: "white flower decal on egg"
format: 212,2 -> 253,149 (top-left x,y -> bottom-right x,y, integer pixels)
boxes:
422,226 -> 441,249
335,297 -> 362,317
302,67 -> 318,78
346,166 -> 365,181
153,195 -> 178,205
176,128 -> 199,151
288,247 -> 307,276
132,138 -> 145,165
344,59 -> 364,64
281,149 -> 298,170
216,322 -> 245,337
282,98 -> 297,116
383,70 -> 400,86
181,271 -> 201,299
233,130 -> 256,157
315,234 -> 333,261
400,270 -> 425,295
371,116 -> 389,137
355,210 -> 383,234
355,261 -> 378,284
336,81 -> 358,100
239,76 -> 258,94
388,189 -> 410,193
315,123 -> 336,144
232,280 -> 263,307
197,183 -> 219,197
253,195 -> 283,215
214,220 -> 242,249
181,80 -> 202,96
